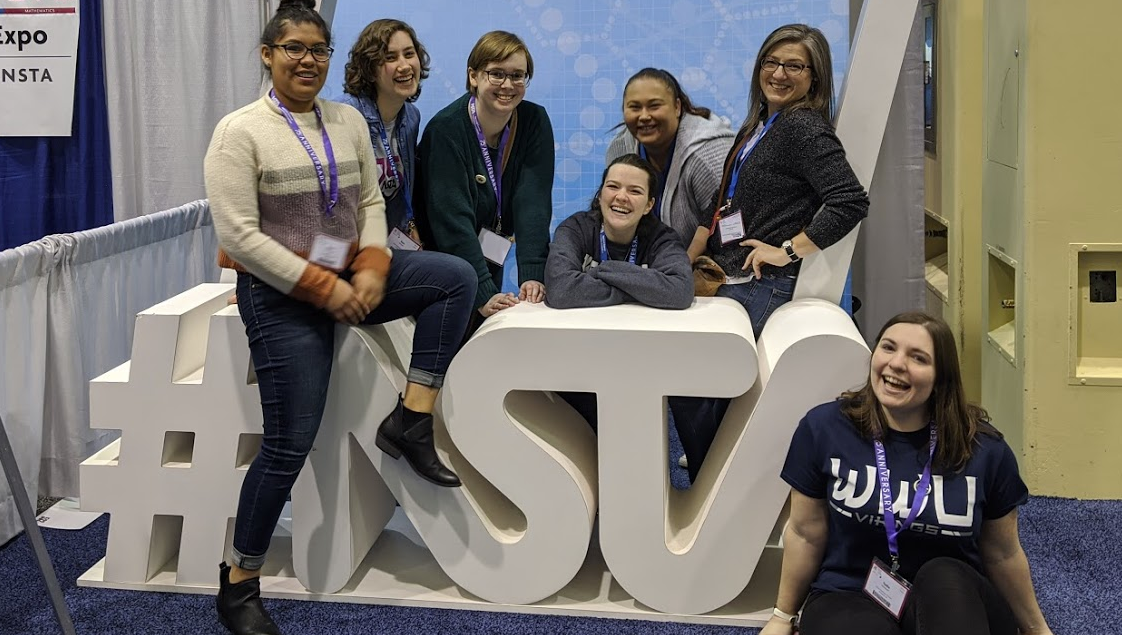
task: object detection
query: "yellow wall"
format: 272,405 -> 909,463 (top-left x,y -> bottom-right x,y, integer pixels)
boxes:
1019,0 -> 1122,497
925,1 -> 984,402
937,0 -> 1122,497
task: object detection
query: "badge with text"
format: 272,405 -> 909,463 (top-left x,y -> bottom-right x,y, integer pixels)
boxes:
478,228 -> 513,265
863,558 -> 912,619
718,211 -> 746,245
388,227 -> 421,252
308,233 -> 350,270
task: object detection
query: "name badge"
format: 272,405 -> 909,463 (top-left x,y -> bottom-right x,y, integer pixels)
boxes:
308,233 -> 350,270
388,227 -> 421,252
718,211 -> 745,245
863,558 -> 912,620
478,228 -> 513,265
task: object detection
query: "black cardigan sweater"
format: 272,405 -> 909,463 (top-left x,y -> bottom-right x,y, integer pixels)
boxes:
706,107 -> 868,278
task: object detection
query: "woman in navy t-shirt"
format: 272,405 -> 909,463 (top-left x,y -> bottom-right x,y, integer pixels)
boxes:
762,312 -> 1052,635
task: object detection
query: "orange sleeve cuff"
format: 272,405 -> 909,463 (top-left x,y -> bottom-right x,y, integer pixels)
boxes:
351,246 -> 392,278
290,263 -> 338,308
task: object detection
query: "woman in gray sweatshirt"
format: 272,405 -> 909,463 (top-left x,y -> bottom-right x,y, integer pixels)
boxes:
545,154 -> 693,310
546,154 -> 714,480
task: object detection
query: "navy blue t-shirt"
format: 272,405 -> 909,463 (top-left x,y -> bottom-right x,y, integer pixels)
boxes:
781,400 -> 1029,593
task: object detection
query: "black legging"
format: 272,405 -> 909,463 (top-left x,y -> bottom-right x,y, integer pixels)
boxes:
799,557 -> 1018,635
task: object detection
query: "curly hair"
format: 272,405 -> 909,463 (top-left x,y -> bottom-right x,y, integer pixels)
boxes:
342,19 -> 430,102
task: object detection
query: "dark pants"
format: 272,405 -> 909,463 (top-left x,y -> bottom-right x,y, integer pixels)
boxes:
554,392 -> 722,484
230,249 -> 477,570
799,558 -> 1018,635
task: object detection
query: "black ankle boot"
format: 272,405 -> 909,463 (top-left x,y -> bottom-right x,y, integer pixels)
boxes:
217,562 -> 281,635
376,397 -> 462,487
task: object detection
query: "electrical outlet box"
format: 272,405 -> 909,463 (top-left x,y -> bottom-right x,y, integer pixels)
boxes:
1070,245 -> 1122,385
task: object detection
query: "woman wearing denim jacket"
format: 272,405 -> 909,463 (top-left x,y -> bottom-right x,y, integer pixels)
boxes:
336,19 -> 427,250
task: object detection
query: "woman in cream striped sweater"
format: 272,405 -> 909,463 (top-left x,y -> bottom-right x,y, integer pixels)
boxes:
204,2 -> 475,633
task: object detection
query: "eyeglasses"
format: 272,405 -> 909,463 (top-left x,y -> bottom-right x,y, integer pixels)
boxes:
761,58 -> 810,76
479,68 -> 530,87
269,42 -> 334,62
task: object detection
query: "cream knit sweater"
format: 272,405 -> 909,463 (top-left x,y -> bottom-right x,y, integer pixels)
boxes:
205,95 -> 389,308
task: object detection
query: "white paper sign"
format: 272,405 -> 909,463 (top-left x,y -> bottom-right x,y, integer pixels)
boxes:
0,0 -> 80,136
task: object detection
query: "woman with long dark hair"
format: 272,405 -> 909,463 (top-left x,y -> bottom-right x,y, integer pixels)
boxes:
764,312 -> 1052,635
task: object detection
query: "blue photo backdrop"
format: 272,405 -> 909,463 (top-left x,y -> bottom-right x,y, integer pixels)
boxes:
325,0 -> 850,290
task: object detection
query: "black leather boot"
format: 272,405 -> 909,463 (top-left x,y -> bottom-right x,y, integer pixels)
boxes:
376,397 -> 461,487
216,562 -> 281,635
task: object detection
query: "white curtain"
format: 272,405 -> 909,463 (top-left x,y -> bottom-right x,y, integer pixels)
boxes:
102,1 -> 264,221
0,241 -> 54,545
851,5 -> 927,338
38,201 -> 220,498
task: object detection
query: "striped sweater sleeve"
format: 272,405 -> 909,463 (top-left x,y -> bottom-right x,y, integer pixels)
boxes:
347,106 -> 392,277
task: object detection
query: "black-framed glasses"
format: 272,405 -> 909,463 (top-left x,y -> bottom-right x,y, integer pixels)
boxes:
761,58 -> 810,76
269,42 -> 334,62
479,68 -> 530,87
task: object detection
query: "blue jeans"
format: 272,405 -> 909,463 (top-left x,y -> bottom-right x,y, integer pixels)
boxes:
715,273 -> 797,340
664,275 -> 797,481
230,249 -> 477,570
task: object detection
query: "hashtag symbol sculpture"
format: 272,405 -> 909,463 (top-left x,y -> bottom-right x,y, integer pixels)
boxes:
80,284 -> 265,587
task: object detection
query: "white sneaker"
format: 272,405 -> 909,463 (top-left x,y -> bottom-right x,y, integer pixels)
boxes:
677,453 -> 688,469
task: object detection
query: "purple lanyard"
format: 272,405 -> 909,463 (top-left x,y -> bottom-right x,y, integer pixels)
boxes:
270,90 -> 338,216
371,103 -> 413,222
724,111 -> 781,203
468,96 -> 512,234
874,423 -> 937,573
599,228 -> 637,264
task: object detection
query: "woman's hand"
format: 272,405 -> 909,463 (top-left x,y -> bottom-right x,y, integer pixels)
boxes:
325,279 -> 370,325
479,292 -> 519,317
759,616 -> 796,635
350,269 -> 387,310
740,238 -> 791,279
519,280 -> 546,303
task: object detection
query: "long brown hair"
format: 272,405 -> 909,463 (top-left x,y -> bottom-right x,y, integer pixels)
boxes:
840,312 -> 1001,472
742,24 -> 834,135
343,19 -> 430,102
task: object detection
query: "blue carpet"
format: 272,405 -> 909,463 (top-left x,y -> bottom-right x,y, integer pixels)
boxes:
2,485 -> 1118,633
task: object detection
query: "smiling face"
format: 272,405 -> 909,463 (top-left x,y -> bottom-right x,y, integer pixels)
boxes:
870,323 -> 937,429
759,41 -> 813,116
622,77 -> 681,154
468,51 -> 527,119
374,29 -> 421,106
262,21 -> 329,113
598,163 -> 655,242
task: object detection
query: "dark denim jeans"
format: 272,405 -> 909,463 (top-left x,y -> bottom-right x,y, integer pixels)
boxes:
230,249 -> 476,570
660,274 -> 798,481
715,273 -> 797,340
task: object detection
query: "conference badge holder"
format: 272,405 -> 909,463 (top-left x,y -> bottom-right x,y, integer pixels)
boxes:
479,228 -> 513,265
388,227 -> 421,252
308,233 -> 349,270
718,210 -> 745,245
863,558 -> 912,620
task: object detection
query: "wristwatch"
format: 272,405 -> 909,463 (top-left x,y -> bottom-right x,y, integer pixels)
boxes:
782,240 -> 800,262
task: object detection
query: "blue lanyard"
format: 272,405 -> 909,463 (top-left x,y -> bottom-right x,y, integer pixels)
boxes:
724,111 -> 781,202
638,138 -> 674,220
269,90 -> 338,216
468,96 -> 512,234
371,102 -> 413,223
599,228 -> 637,264
874,423 -> 937,573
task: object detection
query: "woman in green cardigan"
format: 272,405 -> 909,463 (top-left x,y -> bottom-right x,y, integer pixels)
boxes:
415,31 -> 555,320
